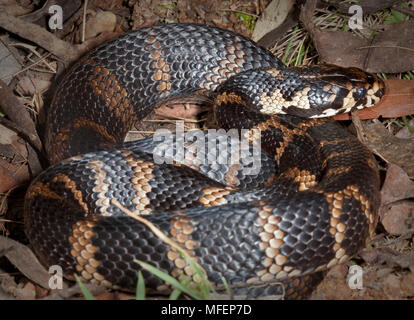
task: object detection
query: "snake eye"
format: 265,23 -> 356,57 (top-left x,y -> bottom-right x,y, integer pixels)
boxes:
353,86 -> 367,99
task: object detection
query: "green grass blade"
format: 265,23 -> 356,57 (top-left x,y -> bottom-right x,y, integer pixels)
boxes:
402,116 -> 413,133
295,42 -> 307,66
136,271 -> 146,300
236,12 -> 256,32
179,251 -> 215,299
282,25 -> 299,65
169,287 -> 182,300
135,259 -> 204,300
384,8 -> 406,24
169,277 -> 190,300
220,276 -> 232,299
75,275 -> 96,300
391,118 -> 404,128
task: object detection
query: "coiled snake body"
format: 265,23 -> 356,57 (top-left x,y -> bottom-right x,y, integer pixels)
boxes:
25,24 -> 385,298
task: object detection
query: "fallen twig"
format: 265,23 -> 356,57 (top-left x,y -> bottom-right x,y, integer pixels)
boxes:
0,11 -> 80,63
0,80 -> 44,174
0,236 -> 58,290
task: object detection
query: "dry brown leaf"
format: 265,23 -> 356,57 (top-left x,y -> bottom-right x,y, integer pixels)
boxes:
380,164 -> 414,235
0,0 -> 33,16
15,282 -> 36,300
396,119 -> 414,139
359,246 -> 414,269
367,21 -> 414,73
313,29 -> 368,68
328,0 -> 406,14
400,274 -> 414,296
0,236 -> 60,290
252,0 -> 294,42
381,201 -> 414,235
311,21 -> 414,73
361,121 -> 414,177
0,125 -> 30,192
0,38 -> 21,85
0,161 -> 18,193
381,164 -> 414,206
84,10 -> 117,40
17,76 -> 51,96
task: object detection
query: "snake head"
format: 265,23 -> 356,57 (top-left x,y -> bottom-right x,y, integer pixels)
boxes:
215,65 -> 386,119
301,64 -> 386,117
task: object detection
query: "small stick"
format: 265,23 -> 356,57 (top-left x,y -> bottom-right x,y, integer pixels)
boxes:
82,0 -> 88,43
0,12 -> 79,63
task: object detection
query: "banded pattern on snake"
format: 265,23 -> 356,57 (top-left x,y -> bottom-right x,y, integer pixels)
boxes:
24,23 -> 385,299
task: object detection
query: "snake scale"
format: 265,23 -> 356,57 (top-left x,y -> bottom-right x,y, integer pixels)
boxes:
24,23 -> 385,299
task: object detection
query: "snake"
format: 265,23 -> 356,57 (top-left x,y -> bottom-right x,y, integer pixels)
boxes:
24,23 -> 385,299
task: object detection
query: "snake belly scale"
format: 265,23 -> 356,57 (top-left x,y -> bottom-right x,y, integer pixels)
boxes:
24,23 -> 385,298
